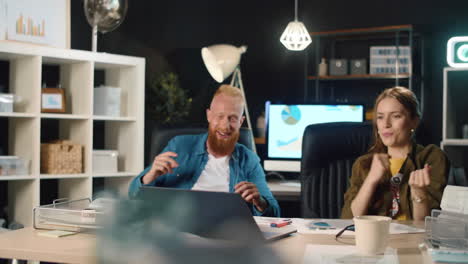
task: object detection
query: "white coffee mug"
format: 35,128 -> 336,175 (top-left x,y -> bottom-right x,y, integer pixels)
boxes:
353,215 -> 391,255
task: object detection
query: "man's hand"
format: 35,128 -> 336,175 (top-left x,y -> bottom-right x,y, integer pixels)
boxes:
141,152 -> 179,184
367,153 -> 390,185
234,181 -> 268,212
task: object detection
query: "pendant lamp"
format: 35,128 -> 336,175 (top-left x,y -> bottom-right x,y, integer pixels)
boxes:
280,0 -> 312,51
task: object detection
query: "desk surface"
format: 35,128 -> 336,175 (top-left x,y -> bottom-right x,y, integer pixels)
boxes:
0,222 -> 428,264
272,222 -> 427,264
0,228 -> 96,264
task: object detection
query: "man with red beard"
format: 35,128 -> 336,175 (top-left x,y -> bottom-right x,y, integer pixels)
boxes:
129,85 -> 280,217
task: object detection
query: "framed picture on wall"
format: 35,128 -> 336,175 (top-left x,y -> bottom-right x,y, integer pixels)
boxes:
41,88 -> 66,113
2,0 -> 70,48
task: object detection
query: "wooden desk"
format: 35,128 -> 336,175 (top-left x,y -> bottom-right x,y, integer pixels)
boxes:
272,229 -> 427,264
0,227 -> 96,264
0,222 -> 429,264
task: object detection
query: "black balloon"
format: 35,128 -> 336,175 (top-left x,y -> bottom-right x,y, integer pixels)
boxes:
84,0 -> 128,34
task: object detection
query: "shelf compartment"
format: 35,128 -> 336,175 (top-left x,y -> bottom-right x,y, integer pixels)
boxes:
443,68 -> 468,140
40,119 -> 92,175
41,61 -> 93,116
93,63 -> 144,119
2,55 -> 41,114
93,121 -> 143,174
3,118 -> 40,176
40,178 -> 91,206
8,179 -> 39,226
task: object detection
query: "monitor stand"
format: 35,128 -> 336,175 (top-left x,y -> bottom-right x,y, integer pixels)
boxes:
264,160 -> 301,172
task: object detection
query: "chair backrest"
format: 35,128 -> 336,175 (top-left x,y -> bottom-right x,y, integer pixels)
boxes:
147,123 -> 254,164
448,167 -> 468,187
300,122 -> 373,218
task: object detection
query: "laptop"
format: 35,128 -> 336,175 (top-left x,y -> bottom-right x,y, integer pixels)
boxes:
136,186 -> 296,242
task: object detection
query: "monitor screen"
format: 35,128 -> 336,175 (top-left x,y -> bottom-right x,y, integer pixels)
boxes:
266,102 -> 364,160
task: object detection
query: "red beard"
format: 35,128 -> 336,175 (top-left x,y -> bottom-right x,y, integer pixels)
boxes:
207,125 -> 239,156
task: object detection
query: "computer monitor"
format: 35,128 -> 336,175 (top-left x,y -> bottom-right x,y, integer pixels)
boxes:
264,102 -> 365,172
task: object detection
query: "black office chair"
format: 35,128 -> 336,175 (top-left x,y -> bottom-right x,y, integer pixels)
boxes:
146,123 -> 254,164
300,122 -> 373,218
448,167 -> 468,186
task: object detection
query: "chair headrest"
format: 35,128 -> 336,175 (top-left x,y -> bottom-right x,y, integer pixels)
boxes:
301,122 -> 373,167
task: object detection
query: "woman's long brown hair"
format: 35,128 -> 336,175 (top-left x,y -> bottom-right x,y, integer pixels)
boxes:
368,87 -> 421,155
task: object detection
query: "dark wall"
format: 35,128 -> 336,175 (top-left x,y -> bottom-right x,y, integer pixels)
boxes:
71,0 -> 468,146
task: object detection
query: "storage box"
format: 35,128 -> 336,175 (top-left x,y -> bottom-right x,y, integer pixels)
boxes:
0,93 -> 14,112
94,86 -> 121,116
92,150 -> 118,173
0,156 -> 29,176
370,46 -> 411,74
41,140 -> 83,174
350,59 -> 367,75
329,59 -> 348,75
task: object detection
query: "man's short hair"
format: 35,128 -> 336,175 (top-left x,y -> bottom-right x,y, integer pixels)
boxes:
211,85 -> 245,110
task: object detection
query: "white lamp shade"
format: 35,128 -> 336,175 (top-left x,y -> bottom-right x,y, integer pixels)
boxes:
280,21 -> 312,51
201,44 -> 247,83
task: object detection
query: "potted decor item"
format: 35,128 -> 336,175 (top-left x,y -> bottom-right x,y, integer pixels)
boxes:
146,72 -> 192,125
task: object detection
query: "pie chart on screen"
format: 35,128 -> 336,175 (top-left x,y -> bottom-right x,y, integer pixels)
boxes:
281,105 -> 301,125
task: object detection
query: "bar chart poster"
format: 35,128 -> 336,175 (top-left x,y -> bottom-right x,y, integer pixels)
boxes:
6,0 -> 68,48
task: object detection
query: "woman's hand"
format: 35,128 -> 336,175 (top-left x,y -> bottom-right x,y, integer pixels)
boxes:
409,163 -> 431,194
409,164 -> 431,220
367,153 -> 390,185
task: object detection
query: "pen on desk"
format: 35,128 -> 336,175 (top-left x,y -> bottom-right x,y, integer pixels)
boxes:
271,220 -> 292,228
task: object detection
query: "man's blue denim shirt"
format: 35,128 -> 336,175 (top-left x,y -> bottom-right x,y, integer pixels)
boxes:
128,133 -> 281,217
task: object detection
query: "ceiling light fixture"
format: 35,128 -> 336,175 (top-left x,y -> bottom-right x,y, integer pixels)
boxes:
280,0 -> 312,51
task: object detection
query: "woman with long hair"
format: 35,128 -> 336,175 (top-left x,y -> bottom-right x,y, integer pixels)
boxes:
341,87 -> 449,220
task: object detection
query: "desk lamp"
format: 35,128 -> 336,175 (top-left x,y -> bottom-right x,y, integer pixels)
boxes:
201,44 -> 256,153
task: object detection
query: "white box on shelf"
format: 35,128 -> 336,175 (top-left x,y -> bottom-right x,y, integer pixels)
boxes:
369,46 -> 412,75
92,150 -> 118,173
93,86 -> 121,116
0,93 -> 14,112
0,156 -> 29,176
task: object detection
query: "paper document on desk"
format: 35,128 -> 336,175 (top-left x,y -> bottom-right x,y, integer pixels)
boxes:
293,219 -> 424,235
294,219 -> 353,235
303,245 -> 398,264
254,216 -> 294,226
440,185 -> 468,214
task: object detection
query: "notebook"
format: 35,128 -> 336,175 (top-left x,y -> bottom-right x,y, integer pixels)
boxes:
137,186 -> 296,242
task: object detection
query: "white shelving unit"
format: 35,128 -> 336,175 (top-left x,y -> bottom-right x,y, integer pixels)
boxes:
0,41 -> 145,227
441,67 -> 468,147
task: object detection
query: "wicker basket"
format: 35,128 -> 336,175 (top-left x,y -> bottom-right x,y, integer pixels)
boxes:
41,140 -> 83,174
